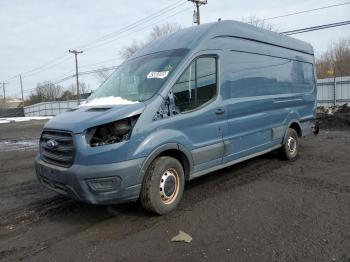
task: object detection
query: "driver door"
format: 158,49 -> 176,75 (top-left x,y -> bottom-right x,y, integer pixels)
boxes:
167,55 -> 226,174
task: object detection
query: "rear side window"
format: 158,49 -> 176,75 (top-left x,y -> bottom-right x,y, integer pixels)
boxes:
225,52 -> 272,98
172,57 -> 217,112
270,57 -> 314,94
293,62 -> 314,93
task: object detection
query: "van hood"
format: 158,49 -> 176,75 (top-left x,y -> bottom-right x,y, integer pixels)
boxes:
44,102 -> 145,133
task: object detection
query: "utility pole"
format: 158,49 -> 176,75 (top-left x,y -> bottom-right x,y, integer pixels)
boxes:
19,74 -> 25,109
69,49 -> 83,105
188,0 -> 207,25
332,62 -> 337,106
1,82 -> 7,104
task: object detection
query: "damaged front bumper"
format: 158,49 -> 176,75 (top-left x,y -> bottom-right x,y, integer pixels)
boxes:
35,155 -> 145,205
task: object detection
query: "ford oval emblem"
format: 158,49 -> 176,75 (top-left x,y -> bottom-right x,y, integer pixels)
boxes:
46,139 -> 59,149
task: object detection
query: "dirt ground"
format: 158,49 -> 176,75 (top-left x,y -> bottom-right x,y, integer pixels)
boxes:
0,117 -> 349,262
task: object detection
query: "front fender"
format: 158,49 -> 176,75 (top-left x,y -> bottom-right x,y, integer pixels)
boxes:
132,129 -> 193,157
137,142 -> 194,184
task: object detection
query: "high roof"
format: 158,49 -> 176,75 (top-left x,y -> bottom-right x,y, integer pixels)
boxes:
131,20 -> 314,59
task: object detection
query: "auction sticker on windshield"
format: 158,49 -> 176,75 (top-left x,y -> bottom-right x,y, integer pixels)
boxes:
147,71 -> 169,79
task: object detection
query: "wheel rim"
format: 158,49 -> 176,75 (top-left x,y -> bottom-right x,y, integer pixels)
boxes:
287,136 -> 297,154
159,168 -> 180,205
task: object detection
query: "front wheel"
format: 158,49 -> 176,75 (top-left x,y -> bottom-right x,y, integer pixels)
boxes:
280,128 -> 299,161
140,156 -> 184,215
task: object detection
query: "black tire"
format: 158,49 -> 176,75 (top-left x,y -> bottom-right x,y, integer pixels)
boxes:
280,128 -> 299,161
140,156 -> 185,215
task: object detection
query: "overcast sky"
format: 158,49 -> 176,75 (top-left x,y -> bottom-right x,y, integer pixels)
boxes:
0,0 -> 349,98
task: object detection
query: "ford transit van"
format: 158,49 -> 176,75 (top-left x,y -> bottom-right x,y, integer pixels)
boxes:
35,20 -> 318,214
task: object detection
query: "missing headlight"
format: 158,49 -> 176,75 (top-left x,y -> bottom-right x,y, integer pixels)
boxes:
85,115 -> 139,147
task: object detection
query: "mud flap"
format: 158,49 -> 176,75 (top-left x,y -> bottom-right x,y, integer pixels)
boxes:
312,121 -> 320,135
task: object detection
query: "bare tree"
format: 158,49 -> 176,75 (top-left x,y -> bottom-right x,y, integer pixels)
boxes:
316,37 -> 350,79
242,16 -> 277,32
119,40 -> 145,60
68,82 -> 90,97
119,22 -> 182,60
28,81 -> 63,105
148,23 -> 182,42
60,90 -> 74,100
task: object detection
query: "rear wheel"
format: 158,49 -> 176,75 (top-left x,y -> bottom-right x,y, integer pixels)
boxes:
140,156 -> 184,215
280,128 -> 299,160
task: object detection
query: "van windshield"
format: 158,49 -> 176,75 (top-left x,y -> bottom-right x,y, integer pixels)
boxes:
88,49 -> 189,102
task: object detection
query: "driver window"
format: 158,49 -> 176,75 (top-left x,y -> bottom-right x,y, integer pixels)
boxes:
172,56 -> 217,112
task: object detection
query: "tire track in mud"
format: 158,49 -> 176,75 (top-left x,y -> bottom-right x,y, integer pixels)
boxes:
0,180 -> 40,197
0,197 -> 74,231
0,156 -> 284,261
1,132 -> 350,261
0,242 -> 49,262
0,202 -> 157,261
0,154 -> 282,231
0,162 -> 35,176
1,150 -> 347,235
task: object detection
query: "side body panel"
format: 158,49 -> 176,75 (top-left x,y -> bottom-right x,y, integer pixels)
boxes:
218,36 -> 316,163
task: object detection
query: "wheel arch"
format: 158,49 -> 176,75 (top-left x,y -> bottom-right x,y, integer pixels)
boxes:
283,120 -> 302,143
138,143 -> 193,183
289,122 -> 302,137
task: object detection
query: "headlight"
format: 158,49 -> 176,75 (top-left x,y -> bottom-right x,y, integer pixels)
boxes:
85,115 -> 139,147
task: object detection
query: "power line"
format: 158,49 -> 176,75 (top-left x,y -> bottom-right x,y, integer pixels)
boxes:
80,0 -> 187,50
264,1 -> 350,21
3,0 -> 349,83
78,66 -> 118,76
4,1 -> 349,97
2,0 -> 188,82
23,20 -> 350,92
84,2 -> 191,51
282,20 -> 350,35
85,6 -> 192,51
22,66 -> 119,93
79,56 -> 121,69
21,57 -> 71,79
52,66 -> 119,85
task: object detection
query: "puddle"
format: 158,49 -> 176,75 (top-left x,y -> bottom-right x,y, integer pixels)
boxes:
0,139 -> 39,152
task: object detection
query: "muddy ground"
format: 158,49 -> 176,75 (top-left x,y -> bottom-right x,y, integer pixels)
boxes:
0,118 -> 349,262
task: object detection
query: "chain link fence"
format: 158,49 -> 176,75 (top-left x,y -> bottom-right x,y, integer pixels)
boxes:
24,99 -> 86,117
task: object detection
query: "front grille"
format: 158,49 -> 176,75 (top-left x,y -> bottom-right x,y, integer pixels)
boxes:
40,130 -> 75,167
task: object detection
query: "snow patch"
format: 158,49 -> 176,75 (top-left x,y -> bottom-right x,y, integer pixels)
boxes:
0,116 -> 52,124
80,96 -> 139,107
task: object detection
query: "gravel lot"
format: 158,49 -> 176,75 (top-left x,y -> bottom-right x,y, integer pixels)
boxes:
0,118 -> 349,262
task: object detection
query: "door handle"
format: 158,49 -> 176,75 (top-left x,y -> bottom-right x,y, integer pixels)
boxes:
215,108 -> 225,115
